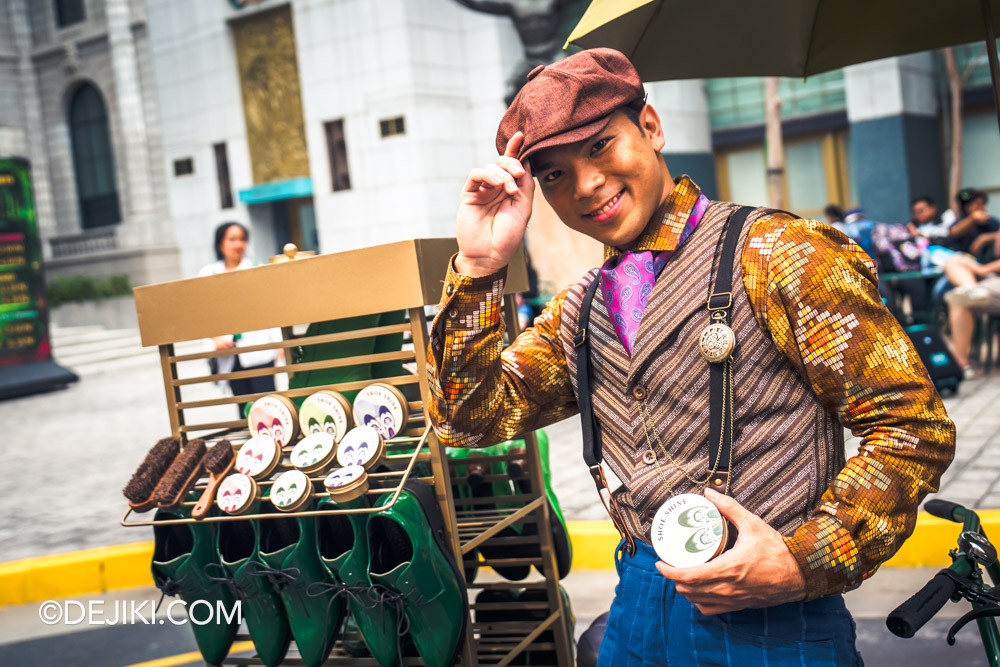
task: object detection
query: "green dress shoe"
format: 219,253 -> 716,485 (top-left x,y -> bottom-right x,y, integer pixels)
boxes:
216,518 -> 291,666
368,481 -> 468,667
258,512 -> 341,667
316,495 -> 401,667
151,507 -> 239,666
502,430 -> 573,578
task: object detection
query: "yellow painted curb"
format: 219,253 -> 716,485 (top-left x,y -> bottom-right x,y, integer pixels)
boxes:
3,511 -> 1000,606
0,541 -> 153,606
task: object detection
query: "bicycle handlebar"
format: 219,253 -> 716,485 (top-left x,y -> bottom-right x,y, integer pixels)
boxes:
925,499 -> 966,522
887,571 -> 957,638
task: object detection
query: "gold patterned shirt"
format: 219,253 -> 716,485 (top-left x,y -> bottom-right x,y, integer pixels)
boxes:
426,176 -> 955,600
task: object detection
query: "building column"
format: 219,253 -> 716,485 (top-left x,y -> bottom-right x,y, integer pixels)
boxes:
10,0 -> 58,248
106,0 -> 157,247
647,80 -> 717,199
844,53 -> 944,222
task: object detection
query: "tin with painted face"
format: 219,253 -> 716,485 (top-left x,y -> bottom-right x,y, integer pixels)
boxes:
248,394 -> 298,448
352,383 -> 409,440
290,432 -> 337,473
216,473 -> 259,516
299,391 -> 352,443
335,425 -> 385,470
235,434 -> 282,480
269,469 -> 312,512
323,465 -> 369,502
650,493 -> 728,568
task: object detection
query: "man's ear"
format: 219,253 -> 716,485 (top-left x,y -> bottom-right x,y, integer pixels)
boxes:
640,104 -> 666,152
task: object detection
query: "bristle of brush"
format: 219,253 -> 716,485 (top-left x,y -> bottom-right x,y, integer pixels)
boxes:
204,440 -> 234,474
153,439 -> 207,506
123,437 -> 180,503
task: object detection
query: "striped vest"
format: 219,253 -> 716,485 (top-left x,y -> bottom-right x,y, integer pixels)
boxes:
559,202 -> 844,542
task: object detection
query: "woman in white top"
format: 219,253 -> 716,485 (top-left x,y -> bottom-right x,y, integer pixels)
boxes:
198,222 -> 281,416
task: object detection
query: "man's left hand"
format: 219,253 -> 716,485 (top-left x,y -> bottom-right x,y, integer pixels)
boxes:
655,488 -> 807,615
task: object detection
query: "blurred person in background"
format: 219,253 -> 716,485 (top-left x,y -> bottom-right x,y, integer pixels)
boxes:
942,253 -> 1000,376
945,189 -> 1000,258
907,196 -> 951,242
198,222 -> 282,416
823,204 -> 845,230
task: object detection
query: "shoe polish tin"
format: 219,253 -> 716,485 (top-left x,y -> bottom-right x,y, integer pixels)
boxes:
217,473 -> 260,515
353,383 -> 409,440
235,434 -> 282,480
336,425 -> 385,470
270,469 -> 312,512
299,391 -> 353,443
248,394 -> 298,448
324,465 -> 369,502
290,432 -> 338,473
650,493 -> 727,568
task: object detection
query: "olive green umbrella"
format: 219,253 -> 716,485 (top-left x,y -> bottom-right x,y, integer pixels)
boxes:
566,0 -> 1000,131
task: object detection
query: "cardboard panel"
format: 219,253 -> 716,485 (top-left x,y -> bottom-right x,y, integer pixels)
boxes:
135,238 -> 528,347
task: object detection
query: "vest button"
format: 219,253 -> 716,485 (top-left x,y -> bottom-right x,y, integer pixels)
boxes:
445,283 -> 454,296
632,385 -> 646,400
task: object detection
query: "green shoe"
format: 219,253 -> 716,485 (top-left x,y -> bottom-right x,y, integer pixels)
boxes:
368,481 -> 468,667
258,512 -> 342,667
316,495 -> 401,667
151,507 -> 239,665
215,518 -> 291,666
503,430 -> 573,578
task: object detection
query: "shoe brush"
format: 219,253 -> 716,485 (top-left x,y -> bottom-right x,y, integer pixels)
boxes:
123,437 -> 180,513
192,440 -> 235,519
154,438 -> 207,509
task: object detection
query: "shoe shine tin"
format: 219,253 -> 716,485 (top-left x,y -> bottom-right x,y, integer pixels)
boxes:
270,469 -> 312,512
248,394 -> 298,447
299,391 -> 352,443
353,383 -> 409,440
217,473 -> 260,515
650,494 -> 728,568
336,425 -> 385,470
323,465 -> 369,502
235,434 -> 282,479
291,432 -> 337,473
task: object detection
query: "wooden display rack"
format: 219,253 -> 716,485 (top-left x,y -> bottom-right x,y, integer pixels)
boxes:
121,239 -> 574,666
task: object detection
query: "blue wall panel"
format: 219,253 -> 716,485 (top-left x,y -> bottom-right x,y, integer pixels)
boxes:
663,152 -> 718,201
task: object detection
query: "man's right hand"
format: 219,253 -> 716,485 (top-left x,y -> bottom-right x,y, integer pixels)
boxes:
454,132 -> 534,277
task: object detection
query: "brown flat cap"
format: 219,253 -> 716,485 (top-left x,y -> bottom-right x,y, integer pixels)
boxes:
496,48 -> 644,162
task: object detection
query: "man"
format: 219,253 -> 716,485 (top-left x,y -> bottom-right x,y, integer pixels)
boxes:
948,188 -> 1000,258
907,195 -> 950,242
426,49 -> 954,664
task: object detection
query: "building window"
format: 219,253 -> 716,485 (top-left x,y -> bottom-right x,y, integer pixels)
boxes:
379,116 -> 405,138
706,71 -> 846,130
54,0 -> 86,28
324,120 -> 351,191
173,158 -> 194,176
213,143 -> 234,209
68,84 -> 121,229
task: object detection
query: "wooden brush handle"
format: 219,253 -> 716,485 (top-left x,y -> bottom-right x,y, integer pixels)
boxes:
192,458 -> 235,519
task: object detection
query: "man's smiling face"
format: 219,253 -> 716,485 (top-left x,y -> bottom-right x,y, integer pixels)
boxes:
531,105 -> 673,248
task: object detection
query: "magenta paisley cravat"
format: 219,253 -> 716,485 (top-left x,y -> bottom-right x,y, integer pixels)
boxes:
600,194 -> 710,355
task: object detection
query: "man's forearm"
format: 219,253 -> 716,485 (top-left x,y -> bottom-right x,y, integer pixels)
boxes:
426,258 -> 578,448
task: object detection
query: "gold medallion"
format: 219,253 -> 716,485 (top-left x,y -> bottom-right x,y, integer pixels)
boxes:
698,323 -> 736,363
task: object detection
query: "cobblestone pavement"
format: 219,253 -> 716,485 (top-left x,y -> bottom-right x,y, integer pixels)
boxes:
2,344 -> 999,562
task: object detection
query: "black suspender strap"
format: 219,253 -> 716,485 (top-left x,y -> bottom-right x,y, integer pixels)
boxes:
574,275 -> 636,555
705,205 -> 754,493
574,205 -> 754,547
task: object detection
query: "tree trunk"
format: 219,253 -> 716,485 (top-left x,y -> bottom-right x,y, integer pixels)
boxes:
942,47 -> 963,209
764,77 -> 785,210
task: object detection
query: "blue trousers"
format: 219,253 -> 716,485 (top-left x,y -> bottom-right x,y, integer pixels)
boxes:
597,540 -> 864,666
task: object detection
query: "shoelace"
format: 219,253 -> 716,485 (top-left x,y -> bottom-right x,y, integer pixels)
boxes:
373,585 -> 429,666
305,581 -> 370,654
245,561 -> 319,619
203,562 -> 242,600
153,574 -> 187,616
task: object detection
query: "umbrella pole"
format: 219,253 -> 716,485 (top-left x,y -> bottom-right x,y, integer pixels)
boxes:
982,0 -> 1000,135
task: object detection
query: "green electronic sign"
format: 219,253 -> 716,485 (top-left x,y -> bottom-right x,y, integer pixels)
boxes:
0,158 -> 76,397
